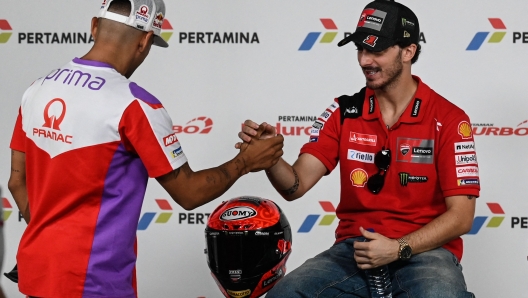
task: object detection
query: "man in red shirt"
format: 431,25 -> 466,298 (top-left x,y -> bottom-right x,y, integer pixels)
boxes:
238,0 -> 479,297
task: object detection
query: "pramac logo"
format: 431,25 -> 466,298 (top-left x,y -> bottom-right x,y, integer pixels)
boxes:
43,98 -> 66,130
350,168 -> 368,187
33,98 -> 73,144
220,207 -> 256,221
458,121 -> 472,139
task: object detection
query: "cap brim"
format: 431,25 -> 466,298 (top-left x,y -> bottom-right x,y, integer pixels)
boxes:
337,31 -> 394,52
153,35 -> 169,48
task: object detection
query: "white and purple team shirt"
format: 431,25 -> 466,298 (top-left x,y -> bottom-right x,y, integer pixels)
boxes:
10,58 -> 187,298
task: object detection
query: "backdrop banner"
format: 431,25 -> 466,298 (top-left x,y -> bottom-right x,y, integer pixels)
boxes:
1,1 -> 527,297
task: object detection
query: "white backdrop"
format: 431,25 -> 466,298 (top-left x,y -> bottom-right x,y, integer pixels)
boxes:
1,0 -> 528,297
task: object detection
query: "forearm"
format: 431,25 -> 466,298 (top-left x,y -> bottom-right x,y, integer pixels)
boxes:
167,157 -> 247,210
401,196 -> 475,255
266,158 -> 300,201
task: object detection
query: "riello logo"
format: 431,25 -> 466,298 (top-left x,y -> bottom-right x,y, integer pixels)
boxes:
137,199 -> 173,230
467,202 -> 504,235
472,120 -> 528,136
0,20 -> 12,43
298,201 -> 337,233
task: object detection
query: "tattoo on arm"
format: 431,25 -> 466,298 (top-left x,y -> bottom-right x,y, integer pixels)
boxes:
467,196 -> 476,200
280,167 -> 299,196
11,168 -> 20,173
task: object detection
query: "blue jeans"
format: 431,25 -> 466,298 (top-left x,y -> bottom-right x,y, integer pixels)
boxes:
266,237 -> 474,298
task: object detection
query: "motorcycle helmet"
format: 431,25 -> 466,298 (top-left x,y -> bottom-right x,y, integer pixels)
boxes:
205,196 -> 292,298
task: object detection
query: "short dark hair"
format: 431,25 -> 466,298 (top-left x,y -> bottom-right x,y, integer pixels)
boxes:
108,0 -> 131,15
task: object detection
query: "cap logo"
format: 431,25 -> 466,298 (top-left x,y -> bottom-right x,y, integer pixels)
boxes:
357,9 -> 387,31
402,18 -> 415,27
363,35 -> 378,47
220,207 -> 257,221
153,12 -> 164,29
136,5 -> 150,23
404,30 -> 410,38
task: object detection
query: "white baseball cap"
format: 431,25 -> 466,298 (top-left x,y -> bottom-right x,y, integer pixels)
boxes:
98,0 -> 169,48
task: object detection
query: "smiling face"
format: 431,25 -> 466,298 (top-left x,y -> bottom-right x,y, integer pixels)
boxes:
356,44 -> 404,91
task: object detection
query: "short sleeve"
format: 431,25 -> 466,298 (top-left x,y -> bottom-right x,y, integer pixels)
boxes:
10,108 -> 26,152
119,100 -> 187,178
437,112 -> 480,198
300,99 -> 341,174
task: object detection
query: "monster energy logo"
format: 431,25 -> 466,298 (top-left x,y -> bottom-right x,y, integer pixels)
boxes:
399,172 -> 428,186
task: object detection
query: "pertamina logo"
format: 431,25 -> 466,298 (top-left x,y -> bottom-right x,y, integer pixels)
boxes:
137,199 -> 173,230
173,117 -> 213,134
472,121 -> 528,136
0,20 -> 13,43
33,98 -> 73,144
349,132 -> 377,146
2,197 -> 13,222
160,19 -> 173,43
467,18 -> 528,51
299,18 -> 338,51
298,201 -> 337,233
468,203 -> 505,234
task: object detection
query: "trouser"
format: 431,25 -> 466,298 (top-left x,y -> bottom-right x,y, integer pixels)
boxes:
266,237 -> 475,298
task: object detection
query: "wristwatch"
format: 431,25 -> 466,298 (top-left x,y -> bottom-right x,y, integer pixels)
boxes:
397,238 -> 412,261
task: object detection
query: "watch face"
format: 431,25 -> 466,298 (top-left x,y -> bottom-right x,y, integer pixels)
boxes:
401,246 -> 412,259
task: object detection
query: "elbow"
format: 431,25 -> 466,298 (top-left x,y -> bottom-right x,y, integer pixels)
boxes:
460,218 -> 474,235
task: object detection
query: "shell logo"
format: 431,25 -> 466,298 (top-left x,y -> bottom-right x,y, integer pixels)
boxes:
458,121 -> 472,139
350,168 -> 368,187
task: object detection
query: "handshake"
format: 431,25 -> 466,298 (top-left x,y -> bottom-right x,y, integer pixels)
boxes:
234,120 -> 283,174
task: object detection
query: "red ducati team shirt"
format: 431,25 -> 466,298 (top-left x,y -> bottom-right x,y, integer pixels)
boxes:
300,76 -> 480,261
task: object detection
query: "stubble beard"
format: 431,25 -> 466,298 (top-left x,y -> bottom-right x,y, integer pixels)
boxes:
365,50 -> 404,91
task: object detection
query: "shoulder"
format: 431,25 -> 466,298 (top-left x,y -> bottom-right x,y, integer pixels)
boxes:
128,82 -> 163,107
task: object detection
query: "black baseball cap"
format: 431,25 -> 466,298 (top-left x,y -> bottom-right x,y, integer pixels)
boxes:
338,0 -> 420,52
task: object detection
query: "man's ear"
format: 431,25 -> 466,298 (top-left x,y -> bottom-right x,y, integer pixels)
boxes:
402,44 -> 417,63
138,31 -> 154,53
90,17 -> 99,41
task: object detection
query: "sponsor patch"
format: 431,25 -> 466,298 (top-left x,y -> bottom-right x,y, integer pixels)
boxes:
310,128 -> 320,136
368,96 -> 375,114
327,101 -> 339,113
263,268 -> 284,288
349,132 -> 377,146
454,141 -> 475,153
312,120 -> 324,130
171,147 -> 183,158
135,5 -> 150,23
458,121 -> 473,139
309,136 -> 319,143
350,168 -> 368,187
163,133 -> 179,147
319,110 -> 332,122
396,138 -> 434,164
455,153 -> 477,166
457,178 -> 480,186
363,35 -> 378,47
399,172 -> 428,186
347,149 -> 375,163
456,166 -> 479,178
357,9 -> 387,31
410,99 -> 422,117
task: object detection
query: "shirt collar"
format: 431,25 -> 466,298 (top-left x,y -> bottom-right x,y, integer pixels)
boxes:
362,75 -> 432,124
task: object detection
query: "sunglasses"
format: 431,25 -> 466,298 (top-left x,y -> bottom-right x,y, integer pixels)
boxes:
367,149 -> 391,194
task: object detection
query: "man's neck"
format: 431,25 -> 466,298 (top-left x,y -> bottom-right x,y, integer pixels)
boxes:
374,73 -> 418,128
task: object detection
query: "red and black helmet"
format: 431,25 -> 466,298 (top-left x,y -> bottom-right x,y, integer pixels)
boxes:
205,196 -> 292,298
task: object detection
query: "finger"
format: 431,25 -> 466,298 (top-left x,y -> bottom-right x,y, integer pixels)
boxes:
360,226 -> 376,241
242,125 -> 257,137
238,131 -> 253,143
244,119 -> 260,129
235,142 -> 242,149
254,125 -> 267,139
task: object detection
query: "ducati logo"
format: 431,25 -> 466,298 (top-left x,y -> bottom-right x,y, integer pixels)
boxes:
400,144 -> 410,156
